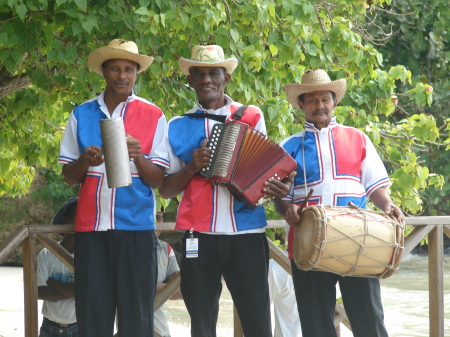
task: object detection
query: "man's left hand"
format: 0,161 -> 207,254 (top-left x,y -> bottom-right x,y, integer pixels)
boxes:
383,203 -> 405,226
126,134 -> 142,162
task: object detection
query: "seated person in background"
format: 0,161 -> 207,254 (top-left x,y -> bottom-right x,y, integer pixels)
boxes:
268,258 -> 302,337
37,197 -> 78,337
154,213 -> 182,337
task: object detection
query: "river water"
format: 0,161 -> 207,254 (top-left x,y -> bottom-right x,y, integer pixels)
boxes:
377,252 -> 450,337
0,253 -> 449,336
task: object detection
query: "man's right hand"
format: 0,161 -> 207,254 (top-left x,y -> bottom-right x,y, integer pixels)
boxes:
62,145 -> 104,186
285,203 -> 302,227
187,139 -> 212,173
81,145 -> 104,167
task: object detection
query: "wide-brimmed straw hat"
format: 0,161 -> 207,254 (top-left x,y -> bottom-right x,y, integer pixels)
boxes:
178,45 -> 238,76
88,39 -> 154,76
285,69 -> 347,109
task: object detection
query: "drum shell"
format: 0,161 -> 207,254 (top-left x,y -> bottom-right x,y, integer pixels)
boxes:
100,118 -> 132,188
293,205 -> 404,279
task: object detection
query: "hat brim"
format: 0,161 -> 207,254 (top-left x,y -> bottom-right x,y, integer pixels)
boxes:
178,57 -> 238,76
88,46 -> 154,76
285,79 -> 347,109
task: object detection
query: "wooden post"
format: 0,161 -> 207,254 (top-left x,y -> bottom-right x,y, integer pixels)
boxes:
267,237 -> 292,275
428,225 -> 444,337
22,233 -> 38,337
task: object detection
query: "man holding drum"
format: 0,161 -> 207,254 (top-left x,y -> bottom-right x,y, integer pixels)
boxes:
58,39 -> 169,337
271,69 -> 405,337
158,45 -> 293,337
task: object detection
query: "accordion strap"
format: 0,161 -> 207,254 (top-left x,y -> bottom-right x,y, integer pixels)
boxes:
183,105 -> 247,123
231,105 -> 247,121
183,113 -> 226,122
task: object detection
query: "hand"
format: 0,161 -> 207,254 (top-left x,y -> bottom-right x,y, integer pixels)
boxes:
285,203 -> 302,227
263,171 -> 296,200
81,145 -> 104,167
383,202 -> 405,226
187,139 -> 212,173
126,134 -> 142,162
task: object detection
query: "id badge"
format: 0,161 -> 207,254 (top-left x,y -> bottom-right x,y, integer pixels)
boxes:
186,237 -> 199,258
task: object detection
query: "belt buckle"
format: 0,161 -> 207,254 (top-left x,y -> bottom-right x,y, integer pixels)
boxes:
60,323 -> 69,328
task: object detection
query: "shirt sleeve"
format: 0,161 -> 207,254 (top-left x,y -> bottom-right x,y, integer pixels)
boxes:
251,105 -> 267,136
36,249 -> 50,287
149,114 -> 170,169
361,133 -> 392,197
58,111 -> 80,165
165,244 -> 180,278
162,118 -> 187,175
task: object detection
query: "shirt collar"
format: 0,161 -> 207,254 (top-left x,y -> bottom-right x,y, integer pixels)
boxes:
98,90 -> 136,118
197,95 -> 233,116
305,115 -> 337,132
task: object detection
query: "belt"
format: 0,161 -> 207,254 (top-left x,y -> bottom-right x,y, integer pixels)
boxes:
44,317 -> 77,328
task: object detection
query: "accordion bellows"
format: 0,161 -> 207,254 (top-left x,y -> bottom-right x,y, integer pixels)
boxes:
200,122 -> 297,207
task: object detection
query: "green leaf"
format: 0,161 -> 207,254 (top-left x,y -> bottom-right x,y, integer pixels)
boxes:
269,44 -> 278,57
268,2 -> 276,18
135,7 -> 151,16
16,3 -> 27,21
74,0 -> 87,12
230,28 -> 239,42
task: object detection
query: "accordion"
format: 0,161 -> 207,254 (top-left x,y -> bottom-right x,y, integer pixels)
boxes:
200,122 -> 297,207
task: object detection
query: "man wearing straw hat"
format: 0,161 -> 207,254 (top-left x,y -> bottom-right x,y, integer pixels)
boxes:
158,45 -> 292,337
58,39 -> 169,337
272,69 -> 405,337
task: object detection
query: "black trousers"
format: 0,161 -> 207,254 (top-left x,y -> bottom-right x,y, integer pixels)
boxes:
291,260 -> 389,337
75,230 -> 157,337
180,232 -> 272,337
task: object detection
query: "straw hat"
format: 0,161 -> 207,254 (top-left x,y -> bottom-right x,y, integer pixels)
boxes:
52,197 -> 78,225
88,39 -> 154,76
178,45 -> 238,76
285,69 -> 347,109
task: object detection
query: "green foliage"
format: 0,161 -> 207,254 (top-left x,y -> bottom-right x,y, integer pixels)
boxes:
0,0 -> 444,216
366,0 -> 450,215
29,168 -> 78,211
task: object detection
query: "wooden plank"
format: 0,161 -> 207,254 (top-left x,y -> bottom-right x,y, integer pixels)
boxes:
443,225 -> 450,239
267,237 -> 292,275
37,233 -> 74,272
22,234 -> 38,337
233,304 -> 244,337
28,224 -> 74,234
153,272 -> 181,312
334,302 -> 351,330
428,226 -> 444,337
403,225 -> 435,259
404,216 -> 450,226
0,226 -> 28,264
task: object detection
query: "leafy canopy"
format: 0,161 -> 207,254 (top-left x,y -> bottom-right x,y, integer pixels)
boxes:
0,0 -> 442,213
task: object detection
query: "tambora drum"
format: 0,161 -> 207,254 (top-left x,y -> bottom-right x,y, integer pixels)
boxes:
293,204 -> 404,279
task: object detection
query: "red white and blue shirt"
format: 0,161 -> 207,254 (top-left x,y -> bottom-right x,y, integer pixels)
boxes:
58,91 -> 169,232
163,95 -> 268,233
281,117 -> 391,258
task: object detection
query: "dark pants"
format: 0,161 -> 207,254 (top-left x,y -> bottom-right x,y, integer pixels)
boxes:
291,260 -> 389,337
75,230 -> 157,337
181,232 -> 271,337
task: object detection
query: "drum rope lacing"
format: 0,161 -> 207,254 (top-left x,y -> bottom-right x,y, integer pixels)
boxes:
310,204 -> 403,278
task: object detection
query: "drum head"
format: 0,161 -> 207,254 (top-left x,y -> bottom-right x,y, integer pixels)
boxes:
293,206 -> 324,269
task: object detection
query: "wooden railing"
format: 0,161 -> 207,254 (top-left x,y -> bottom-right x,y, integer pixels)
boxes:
0,217 -> 449,337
